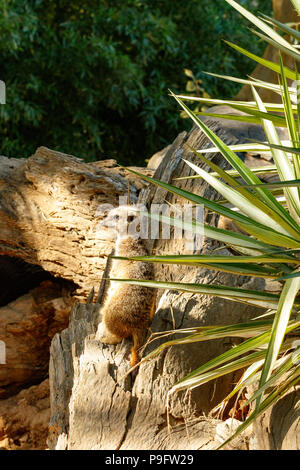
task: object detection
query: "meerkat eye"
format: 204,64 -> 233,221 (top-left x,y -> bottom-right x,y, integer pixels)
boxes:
128,215 -> 135,223
113,214 -> 120,221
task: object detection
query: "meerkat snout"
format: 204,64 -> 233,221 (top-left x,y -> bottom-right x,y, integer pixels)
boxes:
100,205 -> 144,241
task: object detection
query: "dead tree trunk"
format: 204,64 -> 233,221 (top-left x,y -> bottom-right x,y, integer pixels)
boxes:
1,119 -> 298,449
0,149 -> 152,399
47,122 -> 266,450
251,389 -> 300,450
0,148 -> 152,300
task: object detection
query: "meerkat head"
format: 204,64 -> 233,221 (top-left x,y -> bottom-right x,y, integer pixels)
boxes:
100,205 -> 142,241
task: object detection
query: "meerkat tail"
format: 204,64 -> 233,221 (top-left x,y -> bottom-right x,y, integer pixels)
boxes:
130,329 -> 146,367
150,295 -> 157,321
130,347 -> 140,368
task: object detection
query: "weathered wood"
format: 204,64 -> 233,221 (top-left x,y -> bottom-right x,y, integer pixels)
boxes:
96,249 -> 115,304
0,279 -> 74,399
47,120 -> 266,450
1,116 -> 297,449
0,148 -> 152,404
0,379 -> 50,450
0,148 -> 153,300
250,387 -> 300,450
48,302 -> 254,450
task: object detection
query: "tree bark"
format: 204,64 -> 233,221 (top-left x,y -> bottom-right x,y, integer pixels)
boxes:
47,122 -> 265,450
250,389 -> 300,450
0,148 -> 152,300
1,118 -> 298,450
0,149 -> 152,400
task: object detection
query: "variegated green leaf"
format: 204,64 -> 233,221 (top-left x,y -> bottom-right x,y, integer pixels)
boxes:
138,209 -> 272,253
251,29 -> 300,62
218,365 -> 300,449
291,0 -> 300,15
175,93 -> 295,113
252,86 -> 300,222
225,41 -> 296,80
256,272 -> 300,409
194,110 -> 286,127
279,54 -> 300,181
225,0 -> 299,54
260,13 -> 300,41
204,71 -> 296,99
109,278 -> 292,309
171,91 -> 300,238
122,166 -> 300,248
245,349 -> 300,407
183,157 -> 299,239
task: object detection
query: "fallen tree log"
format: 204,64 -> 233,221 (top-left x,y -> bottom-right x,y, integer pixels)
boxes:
0,148 -> 152,407
47,121 -> 266,450
1,114 -> 298,450
0,148 -> 152,300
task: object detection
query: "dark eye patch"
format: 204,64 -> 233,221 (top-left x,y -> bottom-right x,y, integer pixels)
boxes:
128,215 -> 135,223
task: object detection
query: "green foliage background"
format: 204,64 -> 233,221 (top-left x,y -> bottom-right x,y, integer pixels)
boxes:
0,0 -> 272,165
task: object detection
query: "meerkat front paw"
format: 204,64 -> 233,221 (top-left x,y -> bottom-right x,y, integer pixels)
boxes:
96,321 -> 122,344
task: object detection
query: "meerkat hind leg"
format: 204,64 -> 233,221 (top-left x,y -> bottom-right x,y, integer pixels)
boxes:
100,333 -> 123,345
96,321 -> 123,345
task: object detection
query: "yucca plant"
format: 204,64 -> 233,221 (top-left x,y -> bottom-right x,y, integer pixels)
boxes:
112,0 -> 300,447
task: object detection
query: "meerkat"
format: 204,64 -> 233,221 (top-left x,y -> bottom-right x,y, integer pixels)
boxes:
217,215 -> 248,235
96,205 -> 156,367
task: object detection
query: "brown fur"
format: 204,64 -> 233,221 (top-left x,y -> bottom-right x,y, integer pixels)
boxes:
96,209 -> 155,367
218,215 -> 248,235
